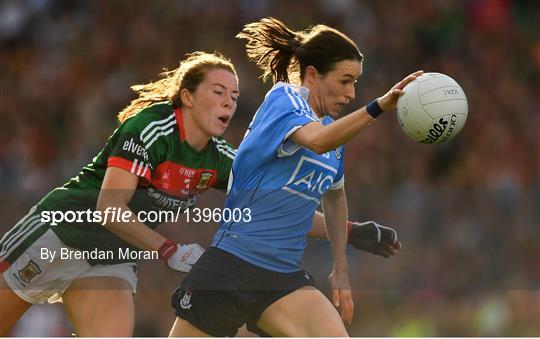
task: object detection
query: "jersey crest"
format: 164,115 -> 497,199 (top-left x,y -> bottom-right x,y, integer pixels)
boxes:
18,260 -> 41,284
180,290 -> 193,309
152,161 -> 217,197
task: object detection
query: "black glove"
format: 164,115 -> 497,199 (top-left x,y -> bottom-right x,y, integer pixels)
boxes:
347,221 -> 400,258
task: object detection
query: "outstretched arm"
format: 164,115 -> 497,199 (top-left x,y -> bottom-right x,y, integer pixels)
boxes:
290,71 -> 424,154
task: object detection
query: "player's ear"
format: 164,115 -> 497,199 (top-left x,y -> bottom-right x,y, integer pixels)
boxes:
180,88 -> 194,108
304,66 -> 321,86
305,66 -> 319,79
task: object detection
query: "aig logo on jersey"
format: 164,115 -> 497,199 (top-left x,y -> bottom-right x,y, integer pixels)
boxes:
284,156 -> 337,202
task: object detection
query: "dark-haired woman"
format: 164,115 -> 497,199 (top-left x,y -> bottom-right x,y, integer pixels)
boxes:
170,18 -> 418,337
0,49 -> 399,336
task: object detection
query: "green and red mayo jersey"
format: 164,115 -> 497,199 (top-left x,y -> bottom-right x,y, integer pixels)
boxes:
34,101 -> 235,264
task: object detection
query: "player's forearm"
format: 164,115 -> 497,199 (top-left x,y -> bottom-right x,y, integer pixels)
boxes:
96,200 -> 166,251
97,167 -> 167,251
310,108 -> 375,154
321,187 -> 349,266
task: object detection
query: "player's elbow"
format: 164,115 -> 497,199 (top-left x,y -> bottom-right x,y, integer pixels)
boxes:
96,191 -> 113,213
291,122 -> 334,154
307,140 -> 334,154
96,197 -> 106,214
297,133 -> 328,154
95,193 -> 124,228
308,130 -> 337,154
311,144 -> 330,154
96,187 -> 129,212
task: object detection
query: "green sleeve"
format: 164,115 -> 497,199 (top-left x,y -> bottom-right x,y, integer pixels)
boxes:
107,106 -> 173,184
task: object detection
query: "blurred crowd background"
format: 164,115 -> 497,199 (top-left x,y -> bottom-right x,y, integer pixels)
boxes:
1,0 -> 538,336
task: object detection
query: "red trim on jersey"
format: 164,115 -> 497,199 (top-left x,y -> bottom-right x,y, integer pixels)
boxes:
0,260 -> 10,273
174,108 -> 186,142
107,156 -> 152,183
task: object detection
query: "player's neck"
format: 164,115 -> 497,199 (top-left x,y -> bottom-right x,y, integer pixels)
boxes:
302,83 -> 325,118
181,109 -> 210,152
307,97 -> 325,118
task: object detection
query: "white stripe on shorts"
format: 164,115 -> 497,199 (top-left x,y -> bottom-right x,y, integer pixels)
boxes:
0,218 -> 45,261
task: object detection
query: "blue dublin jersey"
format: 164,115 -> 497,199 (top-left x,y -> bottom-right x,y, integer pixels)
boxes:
211,82 -> 345,272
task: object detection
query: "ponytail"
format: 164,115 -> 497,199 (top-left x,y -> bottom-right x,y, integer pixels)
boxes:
237,17 -> 363,85
236,17 -> 303,83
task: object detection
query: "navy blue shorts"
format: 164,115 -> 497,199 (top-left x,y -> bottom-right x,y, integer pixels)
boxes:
171,246 -> 317,337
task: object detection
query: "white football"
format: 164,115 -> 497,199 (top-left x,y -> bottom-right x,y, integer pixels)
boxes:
396,72 -> 468,144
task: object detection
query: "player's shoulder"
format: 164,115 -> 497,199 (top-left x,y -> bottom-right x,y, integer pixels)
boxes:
127,101 -> 174,124
265,82 -> 308,110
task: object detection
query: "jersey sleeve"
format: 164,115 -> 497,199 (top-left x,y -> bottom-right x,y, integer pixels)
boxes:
107,111 -> 172,184
258,86 -> 319,158
329,145 -> 345,190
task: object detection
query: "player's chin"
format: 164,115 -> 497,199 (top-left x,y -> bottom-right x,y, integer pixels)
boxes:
210,124 -> 227,137
327,108 -> 340,117
329,104 -> 344,117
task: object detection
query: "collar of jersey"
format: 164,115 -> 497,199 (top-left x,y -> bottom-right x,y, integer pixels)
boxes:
174,108 -> 211,154
267,81 -> 310,100
174,108 -> 186,142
